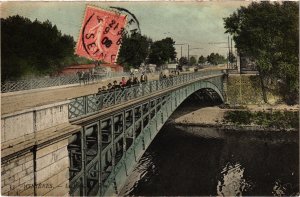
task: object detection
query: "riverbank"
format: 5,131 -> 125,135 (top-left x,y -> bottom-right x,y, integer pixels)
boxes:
169,104 -> 299,131
121,106 -> 299,196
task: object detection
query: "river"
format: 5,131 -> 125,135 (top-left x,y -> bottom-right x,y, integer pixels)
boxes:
119,104 -> 299,196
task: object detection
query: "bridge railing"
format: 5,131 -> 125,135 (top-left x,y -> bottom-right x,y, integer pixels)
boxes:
1,72 -> 131,93
68,69 -> 224,120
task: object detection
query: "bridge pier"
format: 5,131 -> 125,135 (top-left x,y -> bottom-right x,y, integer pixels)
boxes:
1,139 -> 70,196
35,140 -> 69,196
1,101 -> 76,196
1,153 -> 34,195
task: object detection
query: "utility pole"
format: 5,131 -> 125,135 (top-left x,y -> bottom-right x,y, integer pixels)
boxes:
227,36 -> 230,69
188,44 -> 190,63
181,46 -> 182,58
230,38 -> 233,55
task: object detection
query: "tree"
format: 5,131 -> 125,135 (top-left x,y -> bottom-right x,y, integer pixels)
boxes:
148,37 -> 177,66
207,53 -> 226,65
224,1 -> 299,104
117,33 -> 151,68
198,55 -> 206,64
179,57 -> 188,66
1,15 -> 92,81
189,56 -> 197,66
228,52 -> 236,64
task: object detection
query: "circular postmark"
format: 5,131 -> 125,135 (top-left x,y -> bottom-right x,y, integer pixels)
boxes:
109,6 -> 141,37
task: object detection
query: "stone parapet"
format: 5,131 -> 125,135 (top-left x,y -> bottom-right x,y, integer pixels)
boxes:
1,101 -> 69,143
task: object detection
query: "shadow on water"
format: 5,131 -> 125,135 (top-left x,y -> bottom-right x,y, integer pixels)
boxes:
120,95 -> 299,196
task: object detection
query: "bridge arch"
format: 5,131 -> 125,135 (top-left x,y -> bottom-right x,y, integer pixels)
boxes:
67,75 -> 225,196
181,80 -> 225,104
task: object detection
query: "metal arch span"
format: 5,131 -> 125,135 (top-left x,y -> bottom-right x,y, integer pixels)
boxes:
68,70 -> 225,120
185,80 -> 225,103
67,74 -> 225,196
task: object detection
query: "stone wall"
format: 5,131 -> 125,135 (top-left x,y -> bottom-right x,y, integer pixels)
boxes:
35,139 -> 69,196
1,153 -> 34,196
1,101 -> 69,143
1,139 -> 70,196
226,75 -> 279,105
1,101 -> 71,196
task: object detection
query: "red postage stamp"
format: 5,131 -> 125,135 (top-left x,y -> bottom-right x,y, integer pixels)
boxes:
75,5 -> 127,63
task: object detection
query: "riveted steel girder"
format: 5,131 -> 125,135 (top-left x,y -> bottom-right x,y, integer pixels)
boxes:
68,73 -> 225,196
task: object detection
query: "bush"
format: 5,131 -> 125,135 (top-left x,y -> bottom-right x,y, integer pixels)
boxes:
224,110 -> 299,129
224,110 -> 252,125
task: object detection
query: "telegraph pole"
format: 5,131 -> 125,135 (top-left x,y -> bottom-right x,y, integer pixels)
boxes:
230,38 -> 233,55
181,46 -> 182,58
188,44 -> 190,63
227,36 -> 230,69
174,43 -> 186,59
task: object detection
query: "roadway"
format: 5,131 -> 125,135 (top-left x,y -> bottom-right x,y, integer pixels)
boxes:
1,74 -> 160,115
1,65 -> 226,115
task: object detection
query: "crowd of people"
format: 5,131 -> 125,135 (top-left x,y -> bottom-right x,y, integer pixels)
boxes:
96,70 -> 181,95
96,72 -> 148,94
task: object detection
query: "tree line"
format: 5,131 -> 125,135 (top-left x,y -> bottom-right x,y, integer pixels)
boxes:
117,35 -> 177,69
1,15 -> 177,81
224,1 -> 299,104
1,15 -> 94,81
178,53 -> 227,66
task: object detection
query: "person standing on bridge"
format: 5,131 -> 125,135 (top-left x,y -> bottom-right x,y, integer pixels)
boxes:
140,72 -> 148,83
102,86 -> 107,93
107,83 -> 113,92
133,76 -> 139,85
112,80 -> 118,90
126,77 -> 133,88
96,87 -> 104,109
121,77 -> 127,87
159,72 -> 164,80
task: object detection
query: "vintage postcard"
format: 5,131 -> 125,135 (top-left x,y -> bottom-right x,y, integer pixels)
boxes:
1,1 -> 299,196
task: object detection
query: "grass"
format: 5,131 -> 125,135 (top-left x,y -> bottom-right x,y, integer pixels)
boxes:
223,110 -> 299,129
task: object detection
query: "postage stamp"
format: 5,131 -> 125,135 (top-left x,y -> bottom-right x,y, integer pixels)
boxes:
75,5 -> 127,63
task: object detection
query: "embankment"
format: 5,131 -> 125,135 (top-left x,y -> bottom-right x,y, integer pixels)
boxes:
167,105 -> 299,132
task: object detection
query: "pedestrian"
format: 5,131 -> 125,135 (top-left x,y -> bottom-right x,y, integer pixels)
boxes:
119,82 -> 124,90
121,77 -> 127,87
159,72 -> 164,80
112,80 -> 118,89
101,86 -> 107,93
96,87 -> 103,109
133,77 -> 139,85
126,77 -> 133,87
107,83 -> 113,91
140,72 -> 148,83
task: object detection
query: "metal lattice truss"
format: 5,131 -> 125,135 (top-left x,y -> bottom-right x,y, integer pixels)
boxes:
68,70 -> 225,120
68,75 -> 225,196
1,72 -> 131,93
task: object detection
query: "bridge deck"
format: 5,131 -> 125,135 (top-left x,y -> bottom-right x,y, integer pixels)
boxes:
1,66 -> 226,115
1,74 -> 158,115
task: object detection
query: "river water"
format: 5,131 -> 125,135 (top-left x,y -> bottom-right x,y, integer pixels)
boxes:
119,106 -> 299,196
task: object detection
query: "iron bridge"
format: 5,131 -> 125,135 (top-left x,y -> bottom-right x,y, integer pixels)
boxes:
67,69 -> 226,196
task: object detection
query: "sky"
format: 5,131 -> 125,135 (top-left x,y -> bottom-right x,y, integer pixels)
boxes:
1,1 -> 251,58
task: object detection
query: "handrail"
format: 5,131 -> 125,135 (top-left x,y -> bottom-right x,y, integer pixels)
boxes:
68,70 -> 224,120
1,72 -> 132,93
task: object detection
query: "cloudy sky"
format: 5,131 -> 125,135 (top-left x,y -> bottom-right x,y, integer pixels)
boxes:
2,1 -> 250,58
